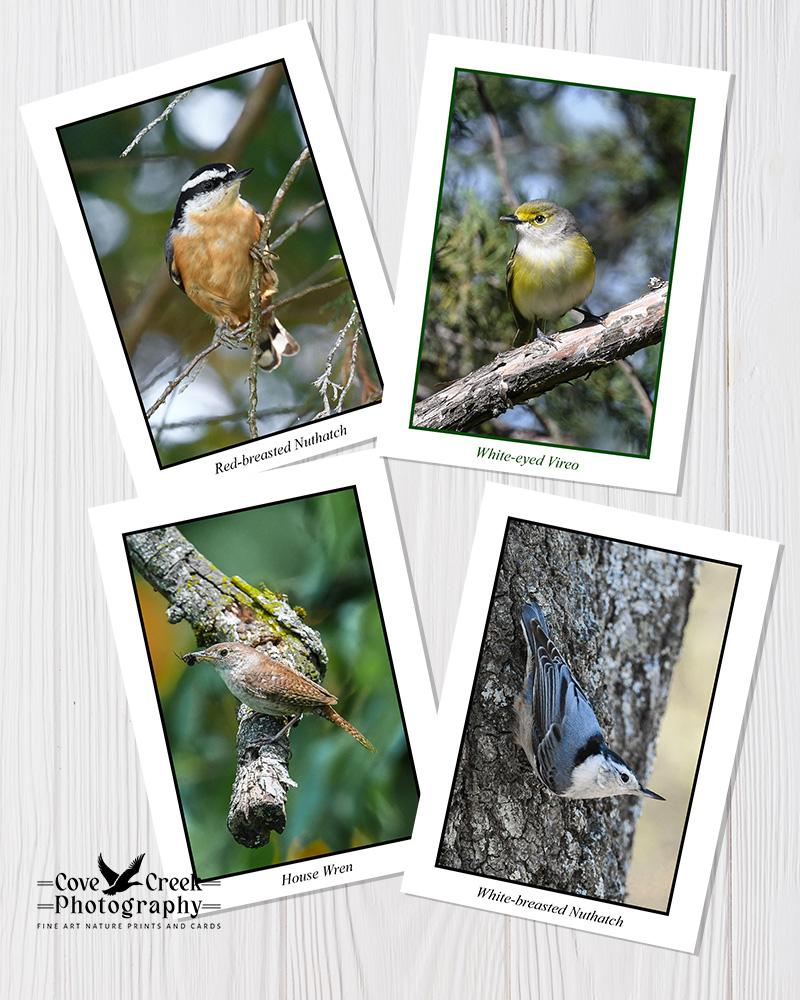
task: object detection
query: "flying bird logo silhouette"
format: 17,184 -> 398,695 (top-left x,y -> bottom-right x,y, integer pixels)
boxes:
97,853 -> 145,895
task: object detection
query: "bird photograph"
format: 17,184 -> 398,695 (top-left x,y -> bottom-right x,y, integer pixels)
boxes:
412,69 -> 694,454
57,61 -> 382,468
127,488 -> 416,880
436,517 -> 738,910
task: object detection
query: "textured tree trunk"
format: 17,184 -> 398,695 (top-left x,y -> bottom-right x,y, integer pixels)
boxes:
437,518 -> 696,903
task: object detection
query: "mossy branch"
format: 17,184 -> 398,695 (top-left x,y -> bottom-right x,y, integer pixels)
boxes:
125,525 -> 327,848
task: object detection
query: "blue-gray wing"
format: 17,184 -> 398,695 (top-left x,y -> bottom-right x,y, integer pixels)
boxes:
531,623 -> 602,794
164,233 -> 185,292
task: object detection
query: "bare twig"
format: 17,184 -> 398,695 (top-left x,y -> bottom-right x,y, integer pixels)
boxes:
271,199 -> 326,250
413,284 -> 668,432
313,306 -> 360,417
273,276 -> 349,312
158,405 -> 304,431
246,148 -> 311,439
262,147 -> 311,234
473,74 -> 517,209
615,358 -> 654,421
120,91 -> 192,157
145,332 -> 223,419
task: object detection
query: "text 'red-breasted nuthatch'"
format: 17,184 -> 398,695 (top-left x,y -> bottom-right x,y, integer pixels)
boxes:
513,598 -> 664,801
165,163 -> 299,371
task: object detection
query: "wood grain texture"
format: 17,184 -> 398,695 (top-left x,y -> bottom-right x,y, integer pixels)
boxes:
2,0 -> 796,997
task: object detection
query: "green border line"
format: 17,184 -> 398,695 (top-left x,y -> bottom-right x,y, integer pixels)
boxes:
407,66 -> 697,461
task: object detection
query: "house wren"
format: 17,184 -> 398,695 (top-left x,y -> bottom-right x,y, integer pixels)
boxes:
182,642 -> 376,752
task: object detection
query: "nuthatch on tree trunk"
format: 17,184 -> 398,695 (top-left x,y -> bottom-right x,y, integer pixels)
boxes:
513,598 -> 664,800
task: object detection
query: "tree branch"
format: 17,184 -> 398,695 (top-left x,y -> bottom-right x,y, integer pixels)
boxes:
246,148 -> 310,438
312,306 -> 361,417
125,526 -> 327,849
145,331 -> 223,419
120,91 -> 192,157
413,283 -> 667,433
473,74 -> 518,209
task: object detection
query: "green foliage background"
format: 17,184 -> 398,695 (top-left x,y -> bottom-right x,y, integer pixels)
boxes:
416,69 -> 694,455
58,62 -> 380,468
132,488 -> 417,880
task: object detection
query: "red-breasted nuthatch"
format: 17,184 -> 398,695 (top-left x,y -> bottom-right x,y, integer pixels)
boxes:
514,597 -> 664,801
165,162 -> 299,370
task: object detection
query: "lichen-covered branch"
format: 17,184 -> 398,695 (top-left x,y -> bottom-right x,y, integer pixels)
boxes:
413,282 -> 667,432
437,520 -> 696,900
125,526 -> 327,849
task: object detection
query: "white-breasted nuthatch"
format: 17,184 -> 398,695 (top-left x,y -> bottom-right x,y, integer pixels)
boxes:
513,597 -> 664,801
165,163 -> 299,371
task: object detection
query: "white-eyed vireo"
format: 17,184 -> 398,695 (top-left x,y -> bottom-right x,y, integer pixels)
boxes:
500,200 -> 596,345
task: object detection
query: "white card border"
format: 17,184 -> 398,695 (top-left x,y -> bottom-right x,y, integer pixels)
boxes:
401,483 -> 779,952
89,454 -> 434,911
379,35 -> 731,494
21,21 -> 391,493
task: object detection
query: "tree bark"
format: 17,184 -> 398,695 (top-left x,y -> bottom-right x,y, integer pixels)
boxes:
125,526 -> 327,849
414,282 -> 667,432
437,519 -> 696,903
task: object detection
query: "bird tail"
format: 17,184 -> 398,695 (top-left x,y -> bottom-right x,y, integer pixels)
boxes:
257,317 -> 300,371
520,597 -> 550,649
319,704 -> 376,752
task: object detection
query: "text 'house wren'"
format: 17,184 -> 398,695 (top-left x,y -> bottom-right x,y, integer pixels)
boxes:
182,642 -> 376,752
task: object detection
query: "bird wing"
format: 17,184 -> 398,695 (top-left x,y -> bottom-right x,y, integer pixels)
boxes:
97,853 -> 118,886
505,250 -> 533,335
164,233 -> 185,292
242,660 -> 338,711
119,853 -> 145,884
530,621 -> 602,794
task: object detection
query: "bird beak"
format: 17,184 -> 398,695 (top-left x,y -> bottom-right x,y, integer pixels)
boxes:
233,167 -> 253,181
181,649 -> 207,666
639,785 -> 665,801
499,213 -> 519,225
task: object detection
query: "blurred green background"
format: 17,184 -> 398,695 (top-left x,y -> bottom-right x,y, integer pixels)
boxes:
58,62 -> 381,468
626,560 -> 738,910
414,69 -> 694,455
131,488 -> 417,880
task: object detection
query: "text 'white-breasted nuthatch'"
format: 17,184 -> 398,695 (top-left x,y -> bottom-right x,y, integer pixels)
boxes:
513,597 -> 664,801
165,163 -> 299,371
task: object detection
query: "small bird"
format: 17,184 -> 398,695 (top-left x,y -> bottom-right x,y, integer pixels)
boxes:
500,200 -> 596,346
183,642 -> 375,752
165,162 -> 299,370
513,598 -> 664,801
97,852 -> 145,895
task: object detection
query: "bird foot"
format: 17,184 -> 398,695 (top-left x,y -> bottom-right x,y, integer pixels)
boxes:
265,713 -> 304,744
249,244 -> 279,267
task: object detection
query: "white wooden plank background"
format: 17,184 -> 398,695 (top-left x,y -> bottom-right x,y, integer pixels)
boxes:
2,0 -> 797,996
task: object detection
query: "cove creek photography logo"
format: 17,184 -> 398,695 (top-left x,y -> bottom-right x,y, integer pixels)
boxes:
35,851 -> 223,931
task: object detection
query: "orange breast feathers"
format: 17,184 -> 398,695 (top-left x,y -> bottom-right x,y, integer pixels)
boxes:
171,199 -> 278,328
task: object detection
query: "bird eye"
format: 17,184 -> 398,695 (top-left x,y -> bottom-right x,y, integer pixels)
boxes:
219,649 -> 228,657
620,773 -> 630,783
534,214 -> 547,224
